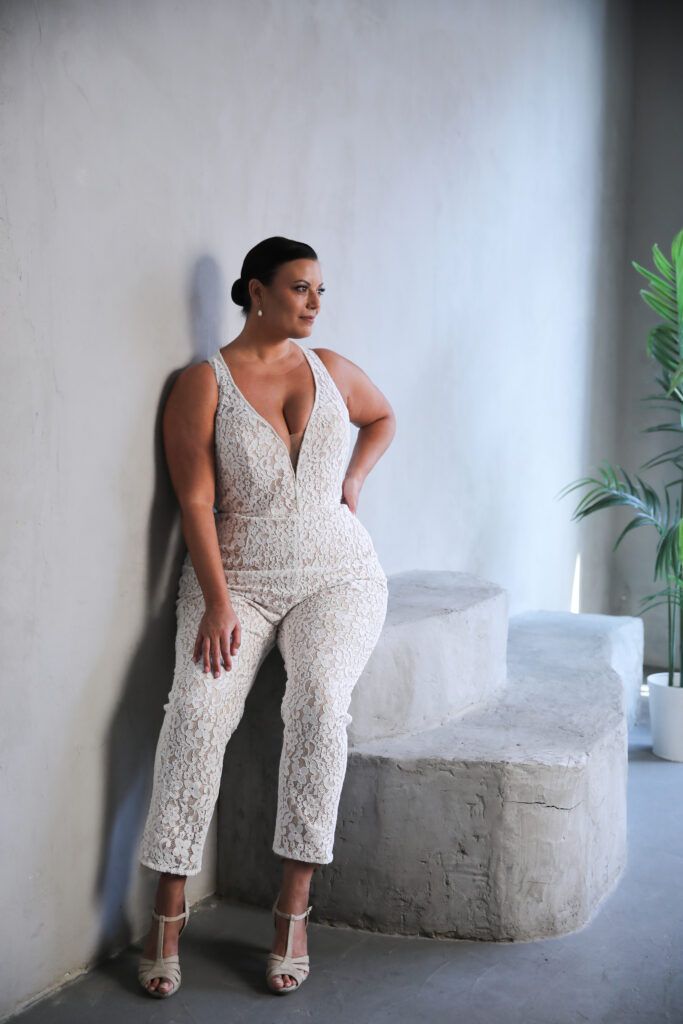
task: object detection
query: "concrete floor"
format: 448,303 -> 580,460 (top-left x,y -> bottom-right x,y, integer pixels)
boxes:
10,685 -> 683,1024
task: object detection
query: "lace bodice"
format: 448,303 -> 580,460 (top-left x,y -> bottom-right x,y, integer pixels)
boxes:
210,346 -> 351,516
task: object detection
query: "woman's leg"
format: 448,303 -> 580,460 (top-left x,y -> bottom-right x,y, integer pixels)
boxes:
139,590 -> 277,991
268,577 -> 388,987
140,591 -> 277,875
269,857 -> 317,990
140,871 -> 188,995
273,577 -> 388,864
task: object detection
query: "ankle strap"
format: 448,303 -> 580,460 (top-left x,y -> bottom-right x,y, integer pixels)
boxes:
272,901 -> 313,921
152,908 -> 188,922
152,896 -> 189,923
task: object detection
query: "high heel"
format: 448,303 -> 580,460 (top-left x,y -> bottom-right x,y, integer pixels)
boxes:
138,893 -> 190,998
266,892 -> 313,994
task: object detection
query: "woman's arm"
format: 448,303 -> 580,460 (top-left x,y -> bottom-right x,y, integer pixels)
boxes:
162,362 -> 241,676
313,347 -> 396,512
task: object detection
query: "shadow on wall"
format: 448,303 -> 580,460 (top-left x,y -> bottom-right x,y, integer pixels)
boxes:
71,255 -> 228,961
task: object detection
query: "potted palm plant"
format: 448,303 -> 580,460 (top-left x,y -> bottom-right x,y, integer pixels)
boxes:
558,227 -> 683,761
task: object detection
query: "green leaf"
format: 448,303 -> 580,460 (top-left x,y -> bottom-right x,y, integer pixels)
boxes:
640,288 -> 679,322
652,243 -> 675,283
640,443 -> 683,470
672,229 -> 683,338
646,326 -> 679,368
632,261 -> 676,302
642,422 -> 683,434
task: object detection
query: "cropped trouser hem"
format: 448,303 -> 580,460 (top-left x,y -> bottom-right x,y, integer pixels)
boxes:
271,842 -> 333,865
139,847 -> 331,875
139,855 -> 203,878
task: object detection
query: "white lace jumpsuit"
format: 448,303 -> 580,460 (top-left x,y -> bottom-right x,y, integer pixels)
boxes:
139,345 -> 388,873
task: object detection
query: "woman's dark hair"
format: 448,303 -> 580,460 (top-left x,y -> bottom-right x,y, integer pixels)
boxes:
230,236 -> 318,316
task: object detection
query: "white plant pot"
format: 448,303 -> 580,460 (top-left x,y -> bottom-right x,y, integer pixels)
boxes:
648,671 -> 683,762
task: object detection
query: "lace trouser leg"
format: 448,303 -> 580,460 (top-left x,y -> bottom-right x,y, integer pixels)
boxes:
272,577 -> 388,864
139,592 -> 277,876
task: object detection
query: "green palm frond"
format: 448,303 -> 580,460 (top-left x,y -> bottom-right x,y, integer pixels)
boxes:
632,262 -> 676,301
640,392 -> 682,407
556,462 -> 665,534
642,422 -> 683,434
640,583 -> 683,615
654,519 -> 682,579
562,228 -> 683,677
640,443 -> 683,471
637,288 -> 679,324
672,229 -> 683,329
652,242 -> 675,283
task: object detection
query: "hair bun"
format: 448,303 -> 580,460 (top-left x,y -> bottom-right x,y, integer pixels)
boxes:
230,277 -> 245,305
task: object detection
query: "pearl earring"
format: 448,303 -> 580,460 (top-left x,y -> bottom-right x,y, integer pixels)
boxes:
257,308 -> 263,316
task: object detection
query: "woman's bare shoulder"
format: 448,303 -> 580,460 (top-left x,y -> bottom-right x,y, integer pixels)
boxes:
165,359 -> 218,420
311,347 -> 351,400
312,347 -> 392,428
311,344 -> 359,377
312,346 -> 368,374
312,346 -> 375,390
312,345 -> 345,366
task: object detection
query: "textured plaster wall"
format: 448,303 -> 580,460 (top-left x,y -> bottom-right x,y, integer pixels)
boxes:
0,0 -> 635,1018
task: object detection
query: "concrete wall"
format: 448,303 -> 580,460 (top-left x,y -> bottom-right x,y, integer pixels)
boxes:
611,0 -> 683,667
0,0 -> 635,1018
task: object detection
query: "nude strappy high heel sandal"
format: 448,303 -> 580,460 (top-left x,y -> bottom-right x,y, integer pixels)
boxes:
266,893 -> 313,994
138,893 -> 190,998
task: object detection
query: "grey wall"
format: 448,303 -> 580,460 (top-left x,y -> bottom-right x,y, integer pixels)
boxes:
612,0 -> 683,667
0,0 -> 636,1018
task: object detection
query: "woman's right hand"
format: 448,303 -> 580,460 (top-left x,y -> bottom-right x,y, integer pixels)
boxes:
193,600 -> 242,678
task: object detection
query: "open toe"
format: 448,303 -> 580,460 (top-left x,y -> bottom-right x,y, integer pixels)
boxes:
138,895 -> 190,999
265,893 -> 312,995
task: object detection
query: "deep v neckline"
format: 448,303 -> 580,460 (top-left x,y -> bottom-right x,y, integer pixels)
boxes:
216,345 -> 319,482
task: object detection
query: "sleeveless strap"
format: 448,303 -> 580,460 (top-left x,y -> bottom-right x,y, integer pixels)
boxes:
206,352 -> 229,386
304,347 -> 348,416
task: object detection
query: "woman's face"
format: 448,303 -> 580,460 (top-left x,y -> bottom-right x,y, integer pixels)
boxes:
252,259 -> 325,337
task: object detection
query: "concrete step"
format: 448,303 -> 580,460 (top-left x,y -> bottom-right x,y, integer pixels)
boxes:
348,570 -> 509,745
217,573 -> 643,942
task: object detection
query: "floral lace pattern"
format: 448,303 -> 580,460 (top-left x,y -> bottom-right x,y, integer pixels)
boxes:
139,345 -> 388,872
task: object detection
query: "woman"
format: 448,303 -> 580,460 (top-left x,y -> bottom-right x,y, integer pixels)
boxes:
137,236 -> 395,998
